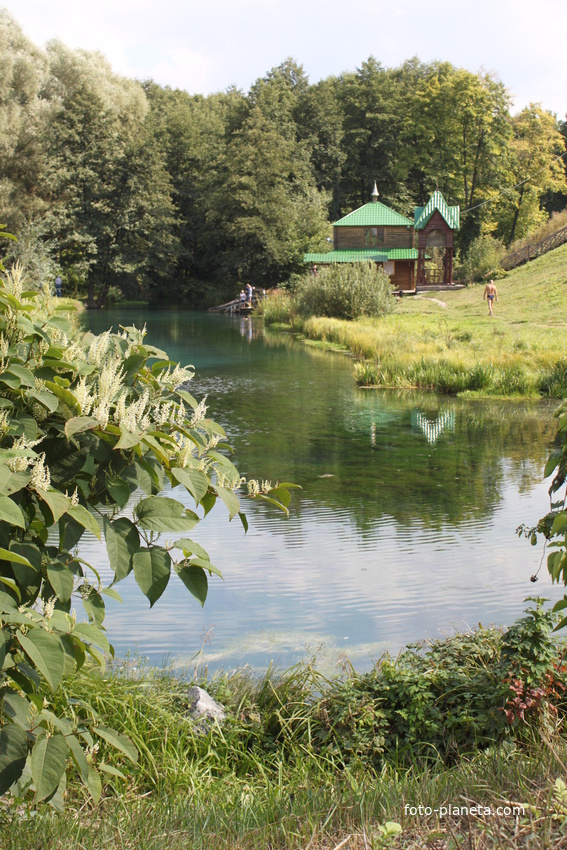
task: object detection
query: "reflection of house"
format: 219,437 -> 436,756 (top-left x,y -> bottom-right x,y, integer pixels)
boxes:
304,184 -> 459,292
411,408 -> 456,444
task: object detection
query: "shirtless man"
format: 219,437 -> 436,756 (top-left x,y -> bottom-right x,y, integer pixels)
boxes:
483,279 -> 498,316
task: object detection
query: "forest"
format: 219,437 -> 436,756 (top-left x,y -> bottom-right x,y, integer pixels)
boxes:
1,9 -> 566,308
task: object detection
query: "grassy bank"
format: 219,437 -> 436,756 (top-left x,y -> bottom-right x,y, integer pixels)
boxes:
4,605 -> 567,848
266,244 -> 567,398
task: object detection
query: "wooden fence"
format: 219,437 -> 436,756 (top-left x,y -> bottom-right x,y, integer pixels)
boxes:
501,224 -> 567,271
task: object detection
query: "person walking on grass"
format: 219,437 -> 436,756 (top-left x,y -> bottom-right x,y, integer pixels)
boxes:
483,279 -> 498,316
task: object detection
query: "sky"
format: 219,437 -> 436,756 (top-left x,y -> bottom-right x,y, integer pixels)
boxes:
3,0 -> 566,118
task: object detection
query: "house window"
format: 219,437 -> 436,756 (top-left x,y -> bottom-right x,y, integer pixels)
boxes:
364,227 -> 384,247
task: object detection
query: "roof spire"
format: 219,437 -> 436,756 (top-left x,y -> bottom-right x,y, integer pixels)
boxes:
371,181 -> 379,203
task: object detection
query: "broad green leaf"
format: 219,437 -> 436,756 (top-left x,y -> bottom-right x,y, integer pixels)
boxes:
175,564 -> 208,607
0,630 -> 7,668
31,733 -> 69,802
114,425 -> 142,451
0,576 -> 21,600
0,463 -> 30,496
141,434 -> 170,465
550,512 -> 567,535
44,380 -> 80,413
136,496 -> 199,533
72,623 -> 111,654
101,586 -> 122,603
258,494 -> 290,515
0,548 -> 32,566
267,486 -> 291,508
68,504 -> 101,540
0,724 -> 28,795
37,489 -> 70,523
5,364 -> 34,387
11,412 -> 38,442
87,765 -> 102,803
98,762 -> 126,780
2,690 -> 34,731
238,512 -> 249,534
27,389 -> 59,413
0,590 -> 19,612
105,476 -> 130,509
82,588 -> 105,626
189,557 -> 223,579
46,563 -> 74,603
64,416 -> 100,440
17,629 -> 66,691
104,517 -> 139,582
95,726 -> 138,763
47,770 -> 66,811
0,371 -> 21,389
123,352 -> 147,380
544,450 -> 563,479
171,466 -> 209,506
65,734 -> 89,783
132,547 -> 171,607
216,486 -> 240,519
175,389 -> 199,409
0,495 -> 26,528
173,538 -> 210,561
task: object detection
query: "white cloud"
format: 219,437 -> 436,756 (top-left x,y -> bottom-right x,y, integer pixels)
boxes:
2,0 -> 566,114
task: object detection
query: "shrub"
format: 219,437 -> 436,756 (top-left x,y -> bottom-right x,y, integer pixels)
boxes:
461,234 -> 507,283
259,290 -> 295,325
295,263 -> 396,321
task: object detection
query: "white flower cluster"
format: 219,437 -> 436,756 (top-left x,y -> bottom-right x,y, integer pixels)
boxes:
6,435 -> 44,472
114,388 -> 151,432
29,453 -> 51,492
190,398 -> 208,427
246,479 -> 275,496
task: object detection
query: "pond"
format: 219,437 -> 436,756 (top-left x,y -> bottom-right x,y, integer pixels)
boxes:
81,307 -> 562,674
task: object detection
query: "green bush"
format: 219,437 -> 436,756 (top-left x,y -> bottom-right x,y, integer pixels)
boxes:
295,263 -> 396,320
461,234 -> 508,283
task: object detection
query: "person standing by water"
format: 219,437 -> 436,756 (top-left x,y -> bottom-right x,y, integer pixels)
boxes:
483,279 -> 498,316
55,275 -> 62,297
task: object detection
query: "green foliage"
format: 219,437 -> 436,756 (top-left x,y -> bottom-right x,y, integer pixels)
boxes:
520,401 -> 567,629
0,266 -> 294,805
460,234 -> 508,282
295,264 -> 396,320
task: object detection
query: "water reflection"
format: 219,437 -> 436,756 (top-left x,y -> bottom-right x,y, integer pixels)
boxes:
80,309 -> 561,672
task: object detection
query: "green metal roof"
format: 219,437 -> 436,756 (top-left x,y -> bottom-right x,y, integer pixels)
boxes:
414,190 -> 460,231
334,201 -> 413,228
304,248 -> 418,264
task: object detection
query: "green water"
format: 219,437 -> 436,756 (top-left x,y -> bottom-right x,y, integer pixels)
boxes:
82,308 -> 561,672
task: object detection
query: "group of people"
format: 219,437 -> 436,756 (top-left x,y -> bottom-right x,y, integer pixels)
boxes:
239,283 -> 255,305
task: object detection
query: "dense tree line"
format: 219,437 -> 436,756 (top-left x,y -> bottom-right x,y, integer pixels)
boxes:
0,11 -> 565,307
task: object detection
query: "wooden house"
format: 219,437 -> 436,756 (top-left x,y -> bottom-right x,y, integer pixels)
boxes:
304,185 -> 459,291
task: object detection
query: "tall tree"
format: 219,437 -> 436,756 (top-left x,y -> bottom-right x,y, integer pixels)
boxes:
44,44 -> 176,306
494,105 -> 566,246
203,104 -> 329,286
0,11 -> 52,230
